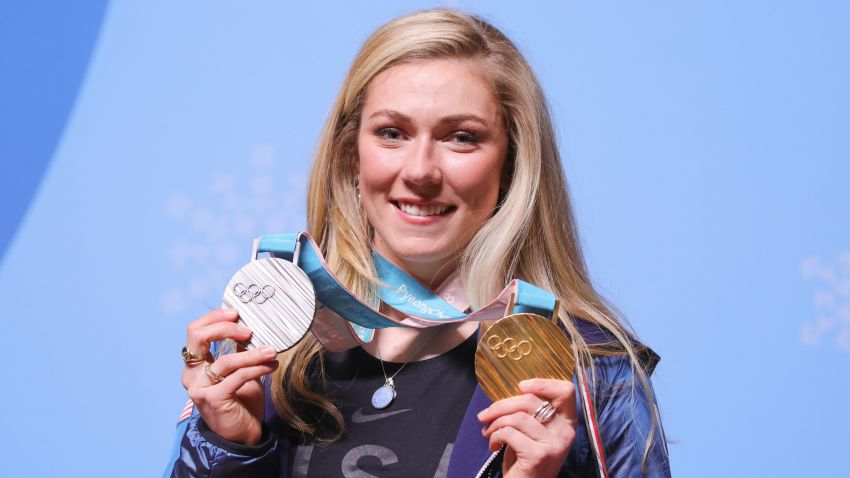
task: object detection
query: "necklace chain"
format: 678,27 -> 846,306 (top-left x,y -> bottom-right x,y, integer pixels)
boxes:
371,337 -> 419,409
370,325 -> 470,409
376,345 -> 410,384
374,326 -> 446,387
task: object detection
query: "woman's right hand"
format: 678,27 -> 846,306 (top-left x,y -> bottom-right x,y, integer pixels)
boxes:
181,308 -> 279,445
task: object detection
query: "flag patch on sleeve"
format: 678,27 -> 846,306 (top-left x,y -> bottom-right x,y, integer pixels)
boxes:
178,399 -> 194,422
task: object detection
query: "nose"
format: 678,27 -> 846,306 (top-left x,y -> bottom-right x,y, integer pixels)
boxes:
400,138 -> 442,187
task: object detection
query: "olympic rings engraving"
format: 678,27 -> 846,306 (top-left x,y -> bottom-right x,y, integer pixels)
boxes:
486,334 -> 532,361
233,283 -> 275,304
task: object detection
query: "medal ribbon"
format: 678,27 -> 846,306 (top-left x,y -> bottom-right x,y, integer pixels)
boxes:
256,232 -> 556,347
257,232 -> 609,475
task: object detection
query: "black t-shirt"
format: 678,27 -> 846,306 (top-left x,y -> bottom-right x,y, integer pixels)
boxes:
288,333 -> 478,478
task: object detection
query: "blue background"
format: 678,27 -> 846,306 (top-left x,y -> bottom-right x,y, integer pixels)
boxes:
1,1 -> 848,476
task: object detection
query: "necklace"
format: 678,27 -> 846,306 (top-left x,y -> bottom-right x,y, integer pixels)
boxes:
369,321 -> 472,409
370,344 -> 411,409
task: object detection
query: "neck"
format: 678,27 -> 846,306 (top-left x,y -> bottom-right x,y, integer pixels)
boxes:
364,273 -> 477,362
372,245 -> 461,289
401,258 -> 458,289
363,316 -> 479,363
365,244 -> 475,361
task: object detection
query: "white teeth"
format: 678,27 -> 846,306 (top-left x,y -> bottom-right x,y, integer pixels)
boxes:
398,202 -> 450,217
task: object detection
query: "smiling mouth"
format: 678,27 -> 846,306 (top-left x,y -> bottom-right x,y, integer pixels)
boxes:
393,201 -> 456,217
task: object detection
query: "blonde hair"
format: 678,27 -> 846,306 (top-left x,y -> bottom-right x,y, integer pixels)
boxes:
271,8 -> 661,468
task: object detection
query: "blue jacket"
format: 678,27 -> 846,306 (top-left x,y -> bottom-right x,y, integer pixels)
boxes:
164,323 -> 671,477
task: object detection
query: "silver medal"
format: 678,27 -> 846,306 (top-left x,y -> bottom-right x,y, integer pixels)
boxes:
221,258 -> 316,352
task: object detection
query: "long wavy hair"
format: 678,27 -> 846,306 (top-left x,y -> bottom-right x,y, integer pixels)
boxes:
271,8 -> 660,467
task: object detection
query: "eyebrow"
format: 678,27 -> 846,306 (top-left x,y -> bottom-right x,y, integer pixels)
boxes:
368,109 -> 490,127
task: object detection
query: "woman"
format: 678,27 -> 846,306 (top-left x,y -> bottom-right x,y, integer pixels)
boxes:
166,9 -> 670,478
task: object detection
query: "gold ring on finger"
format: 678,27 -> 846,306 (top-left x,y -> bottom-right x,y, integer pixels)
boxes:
182,346 -> 207,366
204,363 -> 226,384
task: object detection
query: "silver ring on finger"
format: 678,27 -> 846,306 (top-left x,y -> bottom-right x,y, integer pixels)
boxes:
533,400 -> 556,424
204,363 -> 226,384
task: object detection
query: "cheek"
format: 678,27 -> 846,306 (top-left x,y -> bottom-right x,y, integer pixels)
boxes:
446,157 -> 504,206
357,139 -> 397,194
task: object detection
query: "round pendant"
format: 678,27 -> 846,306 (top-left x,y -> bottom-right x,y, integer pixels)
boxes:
371,383 -> 396,409
221,258 -> 316,353
475,313 -> 575,402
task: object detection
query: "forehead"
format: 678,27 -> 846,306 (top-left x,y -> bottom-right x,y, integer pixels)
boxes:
362,59 -> 500,123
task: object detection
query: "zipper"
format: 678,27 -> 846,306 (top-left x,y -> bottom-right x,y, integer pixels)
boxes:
473,446 -> 505,478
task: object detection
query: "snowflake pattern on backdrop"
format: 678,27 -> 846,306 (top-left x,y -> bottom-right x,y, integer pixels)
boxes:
161,144 -> 307,316
800,251 -> 850,351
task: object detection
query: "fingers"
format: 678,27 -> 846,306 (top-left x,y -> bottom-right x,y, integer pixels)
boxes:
477,392 -> 544,424
210,345 -> 278,380
186,346 -> 279,399
489,425 -> 537,453
215,361 -> 279,395
519,378 -> 577,422
182,341 -> 273,391
477,379 -> 576,425
193,307 -> 239,328
483,411 -> 548,442
477,379 -> 579,457
186,308 -> 250,356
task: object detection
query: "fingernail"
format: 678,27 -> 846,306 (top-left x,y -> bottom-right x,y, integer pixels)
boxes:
223,308 -> 238,317
260,345 -> 276,355
237,325 -> 252,334
519,379 -> 533,389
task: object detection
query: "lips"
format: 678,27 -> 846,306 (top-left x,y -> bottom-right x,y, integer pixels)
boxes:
393,201 -> 455,217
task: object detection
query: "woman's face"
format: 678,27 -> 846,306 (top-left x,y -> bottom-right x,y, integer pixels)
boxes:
357,59 -> 509,283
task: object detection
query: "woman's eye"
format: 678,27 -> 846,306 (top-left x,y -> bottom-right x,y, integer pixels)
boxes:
451,131 -> 480,145
376,127 -> 404,141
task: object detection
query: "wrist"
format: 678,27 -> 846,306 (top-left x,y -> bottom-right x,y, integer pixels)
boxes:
196,417 -> 273,455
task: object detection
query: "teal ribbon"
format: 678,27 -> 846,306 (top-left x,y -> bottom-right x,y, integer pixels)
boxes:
257,233 -> 557,341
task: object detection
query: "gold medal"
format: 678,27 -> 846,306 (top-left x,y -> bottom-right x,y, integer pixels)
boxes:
475,312 -> 575,402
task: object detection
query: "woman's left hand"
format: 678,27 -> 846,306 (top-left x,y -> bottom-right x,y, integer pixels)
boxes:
478,378 -> 578,478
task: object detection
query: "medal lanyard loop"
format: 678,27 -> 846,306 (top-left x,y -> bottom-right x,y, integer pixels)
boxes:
256,233 -> 558,338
